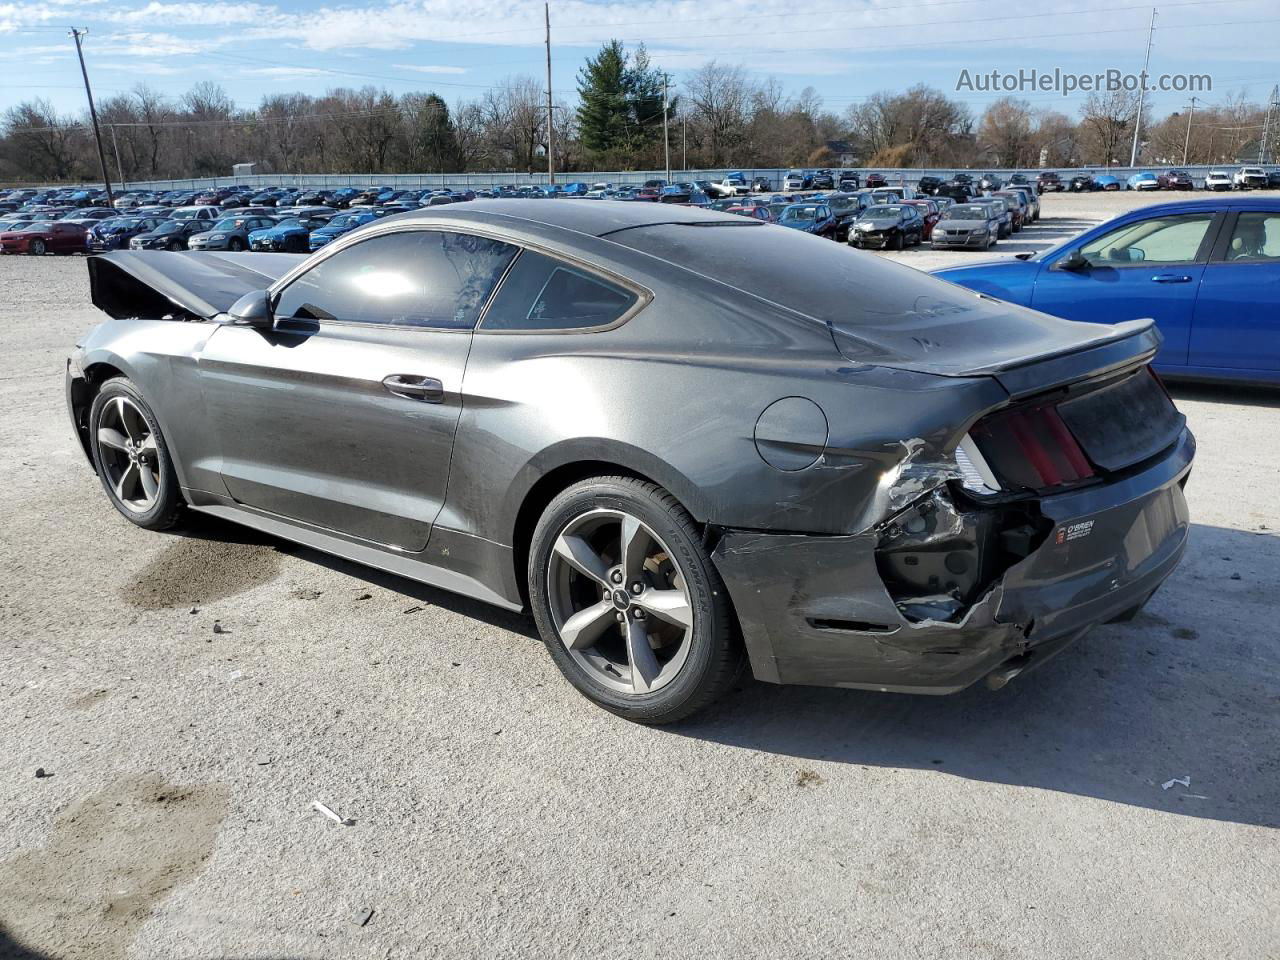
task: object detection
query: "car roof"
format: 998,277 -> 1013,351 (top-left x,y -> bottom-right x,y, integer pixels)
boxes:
383,198 -> 748,238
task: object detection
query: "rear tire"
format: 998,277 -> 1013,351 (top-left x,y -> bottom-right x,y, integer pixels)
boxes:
88,378 -> 184,530
528,477 -> 744,724
29,239 -> 46,256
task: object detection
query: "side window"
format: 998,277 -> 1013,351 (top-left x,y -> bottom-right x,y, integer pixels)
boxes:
1221,213 -> 1280,262
273,230 -> 516,329
480,250 -> 638,332
1078,213 -> 1215,266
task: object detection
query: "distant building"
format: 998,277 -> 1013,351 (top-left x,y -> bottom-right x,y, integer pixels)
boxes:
1233,140 -> 1274,164
232,163 -> 257,177
824,140 -> 857,166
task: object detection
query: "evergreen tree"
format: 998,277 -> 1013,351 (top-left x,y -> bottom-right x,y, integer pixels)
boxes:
576,40 -> 629,154
624,44 -> 669,153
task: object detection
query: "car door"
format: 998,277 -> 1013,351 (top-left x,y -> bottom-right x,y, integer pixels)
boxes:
1187,209 -> 1280,372
1030,209 -> 1224,368
199,227 -> 517,551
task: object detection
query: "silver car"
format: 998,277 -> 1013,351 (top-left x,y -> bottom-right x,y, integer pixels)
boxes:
931,202 -> 1001,249
67,201 -> 1193,723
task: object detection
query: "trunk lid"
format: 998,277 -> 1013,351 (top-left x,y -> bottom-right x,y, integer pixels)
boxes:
88,250 -> 300,320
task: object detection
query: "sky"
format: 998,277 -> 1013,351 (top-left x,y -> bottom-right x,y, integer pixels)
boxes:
1,0 -> 1278,123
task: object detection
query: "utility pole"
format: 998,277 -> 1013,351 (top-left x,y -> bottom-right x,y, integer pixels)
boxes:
662,74 -> 671,182
1129,6 -> 1156,168
682,116 -> 687,172
1182,96 -> 1197,165
109,124 -> 126,190
544,3 -> 554,184
1260,85 -> 1279,164
71,28 -> 114,205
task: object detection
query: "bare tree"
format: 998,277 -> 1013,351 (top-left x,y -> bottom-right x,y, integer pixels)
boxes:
0,99 -> 80,180
684,62 -> 752,166
978,97 -> 1034,166
1079,89 -> 1143,166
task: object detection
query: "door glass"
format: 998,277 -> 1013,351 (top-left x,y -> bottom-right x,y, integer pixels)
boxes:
1078,214 -> 1214,266
1221,213 -> 1280,261
273,230 -> 517,329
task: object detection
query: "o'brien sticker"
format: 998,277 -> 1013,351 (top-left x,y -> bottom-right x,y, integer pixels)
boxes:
1055,520 -> 1095,545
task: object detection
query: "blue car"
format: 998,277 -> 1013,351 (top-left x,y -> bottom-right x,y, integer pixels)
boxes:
307,210 -> 380,250
775,202 -> 838,238
1126,172 -> 1160,191
248,213 -> 333,253
1092,174 -> 1121,191
932,198 -> 1280,384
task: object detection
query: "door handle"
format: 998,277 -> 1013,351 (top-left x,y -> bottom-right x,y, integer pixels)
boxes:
382,374 -> 444,403
1150,274 -> 1193,283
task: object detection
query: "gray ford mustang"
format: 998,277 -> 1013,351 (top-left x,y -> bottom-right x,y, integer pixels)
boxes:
68,200 -> 1194,723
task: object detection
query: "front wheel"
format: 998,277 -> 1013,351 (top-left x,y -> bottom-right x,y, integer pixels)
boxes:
894,232 -> 905,251
228,237 -> 245,251
167,240 -> 182,251
88,378 -> 184,530
528,477 -> 743,724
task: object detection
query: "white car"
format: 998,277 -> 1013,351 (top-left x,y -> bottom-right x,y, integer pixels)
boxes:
1204,170 -> 1233,191
169,205 -> 221,221
1233,167 -> 1268,190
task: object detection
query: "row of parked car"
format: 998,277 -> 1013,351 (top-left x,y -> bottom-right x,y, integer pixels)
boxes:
706,181 -> 1041,252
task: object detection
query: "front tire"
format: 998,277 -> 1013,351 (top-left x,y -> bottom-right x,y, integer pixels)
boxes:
228,237 -> 245,251
528,477 -> 743,724
88,378 -> 184,530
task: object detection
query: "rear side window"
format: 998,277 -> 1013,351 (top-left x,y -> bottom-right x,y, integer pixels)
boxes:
480,251 -> 638,332
274,230 -> 517,329
1220,213 -> 1280,261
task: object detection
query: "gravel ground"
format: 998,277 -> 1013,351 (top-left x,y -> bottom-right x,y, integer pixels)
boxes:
1,191 -> 1278,960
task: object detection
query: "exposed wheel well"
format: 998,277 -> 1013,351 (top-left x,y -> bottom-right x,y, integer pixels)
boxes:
70,362 -> 127,465
512,460 -> 673,606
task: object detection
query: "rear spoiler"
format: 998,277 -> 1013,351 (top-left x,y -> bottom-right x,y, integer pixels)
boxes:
990,319 -> 1161,399
87,251 -> 300,320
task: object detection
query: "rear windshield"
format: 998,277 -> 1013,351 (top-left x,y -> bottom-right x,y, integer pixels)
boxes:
608,223 -> 976,330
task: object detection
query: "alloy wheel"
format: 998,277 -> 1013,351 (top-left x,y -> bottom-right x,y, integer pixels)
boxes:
546,508 -> 695,696
96,396 -> 161,513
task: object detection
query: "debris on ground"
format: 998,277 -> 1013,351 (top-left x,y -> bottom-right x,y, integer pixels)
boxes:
1162,776 -> 1191,791
355,593 -> 372,601
313,800 -> 355,826
292,589 -> 323,600
1230,573 -> 1242,580
353,907 -> 374,927
403,606 -> 424,614
34,767 -> 51,779
795,769 -> 824,788
212,622 -> 226,634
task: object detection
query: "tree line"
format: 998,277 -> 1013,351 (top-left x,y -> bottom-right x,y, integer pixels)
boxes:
1,41 -> 1274,183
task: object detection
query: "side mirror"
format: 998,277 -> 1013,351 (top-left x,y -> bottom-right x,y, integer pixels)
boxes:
1058,249 -> 1090,272
228,289 -> 274,329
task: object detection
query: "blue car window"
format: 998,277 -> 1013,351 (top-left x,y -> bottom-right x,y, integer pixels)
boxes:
1222,213 -> 1280,262
1078,214 -> 1215,266
274,229 -> 516,330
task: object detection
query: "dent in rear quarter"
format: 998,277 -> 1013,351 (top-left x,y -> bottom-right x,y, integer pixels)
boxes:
710,334 -> 1194,693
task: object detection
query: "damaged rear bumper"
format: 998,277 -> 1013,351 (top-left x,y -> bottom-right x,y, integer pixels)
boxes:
711,428 -> 1194,692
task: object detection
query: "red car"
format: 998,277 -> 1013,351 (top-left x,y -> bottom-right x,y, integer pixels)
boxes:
0,220 -> 87,255
901,199 -> 941,239
865,172 -> 888,188
723,204 -> 773,222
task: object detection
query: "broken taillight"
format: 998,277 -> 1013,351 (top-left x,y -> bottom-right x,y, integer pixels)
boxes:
970,403 -> 1095,492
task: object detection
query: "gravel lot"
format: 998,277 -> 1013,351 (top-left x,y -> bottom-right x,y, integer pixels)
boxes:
1,191 -> 1277,960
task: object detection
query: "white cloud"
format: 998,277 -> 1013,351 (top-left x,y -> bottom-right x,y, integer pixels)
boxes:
243,66 -> 328,78
392,63 -> 468,75
94,60 -> 184,75
102,2 -> 281,27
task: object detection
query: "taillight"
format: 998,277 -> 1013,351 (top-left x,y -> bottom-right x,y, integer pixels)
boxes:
970,403 -> 1095,491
